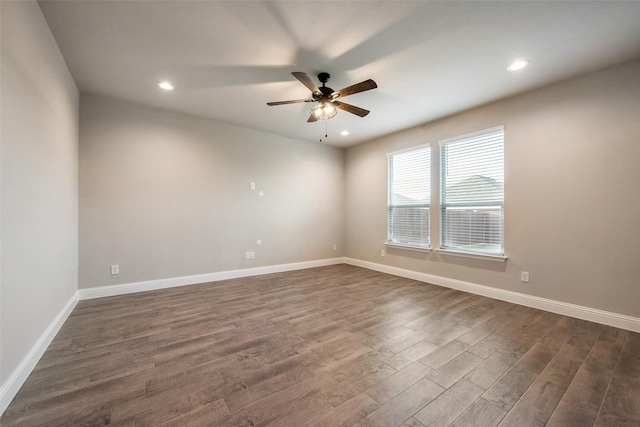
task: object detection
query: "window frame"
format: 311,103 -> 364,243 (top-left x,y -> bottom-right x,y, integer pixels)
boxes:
386,143 -> 432,251
438,126 -> 506,260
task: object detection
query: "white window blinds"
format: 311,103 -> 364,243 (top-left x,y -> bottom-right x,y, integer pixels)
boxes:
387,145 -> 430,247
440,127 -> 504,255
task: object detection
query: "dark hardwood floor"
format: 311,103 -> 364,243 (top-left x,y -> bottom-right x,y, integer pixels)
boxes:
2,264 -> 639,426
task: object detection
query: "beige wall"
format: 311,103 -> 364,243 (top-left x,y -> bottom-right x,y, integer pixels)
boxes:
345,59 -> 640,318
0,1 -> 79,385
79,94 -> 344,288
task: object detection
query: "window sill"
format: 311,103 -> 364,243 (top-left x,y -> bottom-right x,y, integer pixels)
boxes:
385,242 -> 431,253
436,248 -> 508,262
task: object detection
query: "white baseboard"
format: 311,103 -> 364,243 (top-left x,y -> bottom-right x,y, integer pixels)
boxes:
345,257 -> 640,333
79,258 -> 346,300
79,256 -> 640,332
0,291 -> 79,416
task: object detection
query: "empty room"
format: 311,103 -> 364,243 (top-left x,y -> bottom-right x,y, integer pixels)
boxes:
2,1 -> 640,426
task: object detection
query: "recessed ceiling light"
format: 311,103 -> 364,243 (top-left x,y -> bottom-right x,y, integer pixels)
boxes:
340,130 -> 350,136
157,81 -> 174,90
507,59 -> 530,72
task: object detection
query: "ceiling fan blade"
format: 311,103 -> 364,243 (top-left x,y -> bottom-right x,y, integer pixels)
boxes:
333,101 -> 370,117
292,72 -> 321,95
307,113 -> 319,123
267,99 -> 314,106
331,79 -> 377,99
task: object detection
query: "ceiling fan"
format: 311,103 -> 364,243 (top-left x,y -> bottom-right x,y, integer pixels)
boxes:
267,72 -> 377,122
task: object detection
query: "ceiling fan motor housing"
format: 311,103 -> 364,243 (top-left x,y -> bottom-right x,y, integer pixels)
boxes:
315,87 -> 334,99
315,72 -> 334,99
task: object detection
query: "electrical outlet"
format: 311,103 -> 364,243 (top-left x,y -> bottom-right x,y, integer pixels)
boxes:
520,271 -> 530,283
333,244 -> 337,251
249,251 -> 255,259
250,182 -> 256,190
245,251 -> 250,260
110,264 -> 119,275
381,249 -> 386,257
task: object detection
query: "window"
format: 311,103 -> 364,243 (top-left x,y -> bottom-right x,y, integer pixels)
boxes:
387,145 -> 431,248
440,126 -> 504,256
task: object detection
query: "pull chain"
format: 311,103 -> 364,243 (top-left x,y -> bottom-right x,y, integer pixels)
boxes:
319,120 -> 329,143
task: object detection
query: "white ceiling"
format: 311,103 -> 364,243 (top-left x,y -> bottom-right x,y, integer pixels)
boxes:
39,1 -> 640,147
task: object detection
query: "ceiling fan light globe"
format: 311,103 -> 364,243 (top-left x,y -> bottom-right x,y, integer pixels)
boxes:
311,102 -> 337,120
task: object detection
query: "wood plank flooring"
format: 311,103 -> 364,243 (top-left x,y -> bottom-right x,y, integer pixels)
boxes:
2,264 -> 639,426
